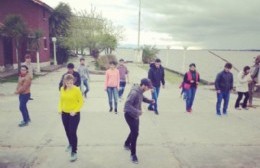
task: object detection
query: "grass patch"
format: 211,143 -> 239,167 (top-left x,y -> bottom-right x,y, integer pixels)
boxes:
0,74 -> 41,83
138,64 -> 183,85
0,75 -> 18,83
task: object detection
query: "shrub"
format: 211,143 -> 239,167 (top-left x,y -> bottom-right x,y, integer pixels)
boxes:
96,54 -> 117,70
142,45 -> 159,64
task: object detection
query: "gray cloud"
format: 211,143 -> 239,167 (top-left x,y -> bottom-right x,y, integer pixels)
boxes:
127,0 -> 260,49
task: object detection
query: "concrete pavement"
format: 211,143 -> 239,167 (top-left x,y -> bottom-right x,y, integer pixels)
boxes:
0,61 -> 260,168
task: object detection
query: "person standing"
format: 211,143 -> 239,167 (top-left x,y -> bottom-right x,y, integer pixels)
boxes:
78,58 -> 90,98
22,54 -> 34,79
15,65 -> 32,127
215,63 -> 234,116
124,78 -> 154,164
59,63 -> 81,90
58,74 -> 84,162
183,63 -> 200,112
105,61 -> 120,113
22,54 -> 34,100
248,55 -> 260,107
117,59 -> 129,100
235,66 -> 252,110
148,58 -> 165,115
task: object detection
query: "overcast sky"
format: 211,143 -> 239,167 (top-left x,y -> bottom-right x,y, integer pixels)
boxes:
43,0 -> 260,49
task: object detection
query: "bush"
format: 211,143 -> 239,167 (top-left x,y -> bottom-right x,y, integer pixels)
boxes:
96,54 -> 117,70
142,45 -> 159,64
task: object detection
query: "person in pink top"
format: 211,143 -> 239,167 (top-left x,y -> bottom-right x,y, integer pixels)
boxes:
105,61 -> 120,113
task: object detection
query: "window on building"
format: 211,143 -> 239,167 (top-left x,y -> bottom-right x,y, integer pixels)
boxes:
43,9 -> 46,20
43,37 -> 48,50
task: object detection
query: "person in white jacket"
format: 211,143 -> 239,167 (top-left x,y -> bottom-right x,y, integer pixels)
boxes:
235,66 -> 252,110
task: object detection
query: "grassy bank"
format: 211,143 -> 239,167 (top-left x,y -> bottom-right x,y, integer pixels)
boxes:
138,64 -> 183,85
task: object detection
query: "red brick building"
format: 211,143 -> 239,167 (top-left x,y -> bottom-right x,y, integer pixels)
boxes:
0,0 -> 53,72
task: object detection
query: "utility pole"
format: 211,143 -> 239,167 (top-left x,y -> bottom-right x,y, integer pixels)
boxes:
136,0 -> 142,62
138,0 -> 141,50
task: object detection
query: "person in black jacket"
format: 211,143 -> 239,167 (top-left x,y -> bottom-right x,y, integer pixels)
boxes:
59,63 -> 81,90
215,63 -> 233,116
148,59 -> 165,114
124,78 -> 154,164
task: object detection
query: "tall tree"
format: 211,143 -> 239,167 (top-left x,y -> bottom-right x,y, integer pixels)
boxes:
29,30 -> 43,72
49,2 -> 72,64
0,15 -> 27,70
65,7 -> 123,59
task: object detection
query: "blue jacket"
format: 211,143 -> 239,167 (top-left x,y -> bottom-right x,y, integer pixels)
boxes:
215,70 -> 233,92
148,63 -> 165,87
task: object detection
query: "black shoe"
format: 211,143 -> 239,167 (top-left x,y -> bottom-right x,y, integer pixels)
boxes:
131,155 -> 138,164
109,107 -> 113,112
84,92 -> 87,98
115,108 -> 118,114
124,144 -> 131,150
29,97 -> 33,100
155,110 -> 159,115
148,107 -> 154,111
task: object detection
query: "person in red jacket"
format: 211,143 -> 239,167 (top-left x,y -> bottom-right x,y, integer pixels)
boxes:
183,63 -> 200,112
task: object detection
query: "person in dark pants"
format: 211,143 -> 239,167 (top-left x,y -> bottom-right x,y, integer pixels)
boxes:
78,58 -> 90,98
124,78 -> 154,164
148,59 -> 165,115
15,65 -> 32,127
248,55 -> 260,107
183,63 -> 200,112
235,66 -> 252,110
59,74 -> 83,162
59,63 -> 81,90
117,59 -> 129,100
215,63 -> 234,116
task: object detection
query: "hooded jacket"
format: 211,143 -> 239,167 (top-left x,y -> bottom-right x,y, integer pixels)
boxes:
148,63 -> 165,87
124,85 -> 152,119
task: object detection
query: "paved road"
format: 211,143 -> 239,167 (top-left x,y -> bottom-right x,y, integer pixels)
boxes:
0,61 -> 260,168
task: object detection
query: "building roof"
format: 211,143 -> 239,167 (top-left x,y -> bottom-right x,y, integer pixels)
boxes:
30,0 -> 53,12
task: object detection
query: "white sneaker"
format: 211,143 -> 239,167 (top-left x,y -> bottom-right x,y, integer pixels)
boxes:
65,145 -> 71,152
70,152 -> 77,162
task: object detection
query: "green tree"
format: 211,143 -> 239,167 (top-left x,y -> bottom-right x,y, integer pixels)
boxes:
0,15 -> 27,70
30,30 -> 43,72
49,2 -> 72,64
65,7 -> 123,59
142,45 -> 159,64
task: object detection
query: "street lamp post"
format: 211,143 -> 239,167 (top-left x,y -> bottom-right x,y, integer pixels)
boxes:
182,46 -> 188,73
166,45 -> 170,67
52,37 -> 57,65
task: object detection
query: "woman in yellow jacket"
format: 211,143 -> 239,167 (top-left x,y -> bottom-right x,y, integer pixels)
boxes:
59,74 -> 83,162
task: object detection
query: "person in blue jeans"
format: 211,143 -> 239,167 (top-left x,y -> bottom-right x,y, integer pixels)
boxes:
117,59 -> 129,100
78,58 -> 90,98
215,63 -> 234,116
15,65 -> 32,127
148,59 -> 165,115
183,63 -> 200,112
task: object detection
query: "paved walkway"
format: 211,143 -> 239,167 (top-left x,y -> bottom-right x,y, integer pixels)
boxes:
0,61 -> 260,168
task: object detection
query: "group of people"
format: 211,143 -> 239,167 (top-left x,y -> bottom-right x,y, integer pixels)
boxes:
180,56 -> 260,117
14,53 -> 260,164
